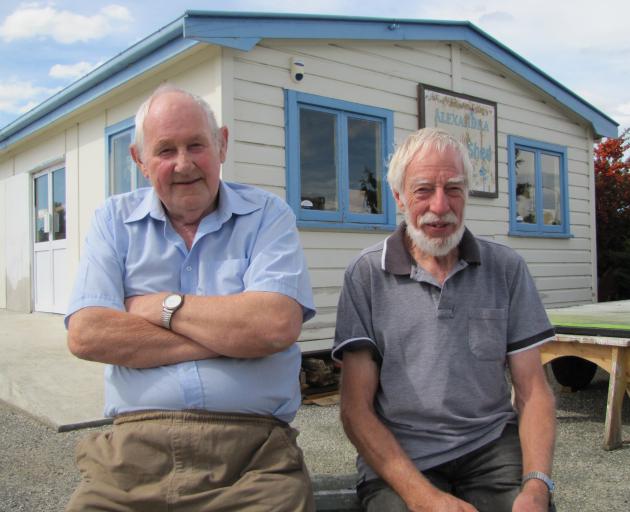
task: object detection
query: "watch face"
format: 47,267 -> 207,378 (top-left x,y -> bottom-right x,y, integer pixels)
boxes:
164,294 -> 182,309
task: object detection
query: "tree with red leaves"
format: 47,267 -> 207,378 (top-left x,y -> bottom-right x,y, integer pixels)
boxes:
594,128 -> 630,300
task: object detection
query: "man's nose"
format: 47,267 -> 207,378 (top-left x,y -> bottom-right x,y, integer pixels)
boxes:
429,187 -> 451,216
174,150 -> 193,172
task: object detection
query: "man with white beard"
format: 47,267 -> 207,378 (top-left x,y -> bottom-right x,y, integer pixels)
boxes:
333,128 -> 557,512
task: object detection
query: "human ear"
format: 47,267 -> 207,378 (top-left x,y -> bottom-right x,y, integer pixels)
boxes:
218,126 -> 229,163
130,145 -> 149,178
393,190 -> 406,212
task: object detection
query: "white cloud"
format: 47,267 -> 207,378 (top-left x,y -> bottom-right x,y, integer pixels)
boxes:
0,3 -> 133,43
612,102 -> 630,132
0,79 -> 59,116
411,0 -> 630,56
49,61 -> 99,80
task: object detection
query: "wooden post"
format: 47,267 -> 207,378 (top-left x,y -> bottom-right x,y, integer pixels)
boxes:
603,346 -> 627,450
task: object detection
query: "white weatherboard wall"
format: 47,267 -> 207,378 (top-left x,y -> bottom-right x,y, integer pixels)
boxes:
228,39 -> 596,348
4,174 -> 31,312
458,46 -> 595,306
0,179 -> 6,309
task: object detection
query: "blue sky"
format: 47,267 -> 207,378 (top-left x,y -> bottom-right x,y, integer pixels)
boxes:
1,1 -> 629,134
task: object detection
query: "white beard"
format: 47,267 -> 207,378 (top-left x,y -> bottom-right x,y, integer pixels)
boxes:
405,211 -> 466,257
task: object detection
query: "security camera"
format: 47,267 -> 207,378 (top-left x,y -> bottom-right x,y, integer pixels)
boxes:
290,58 -> 305,83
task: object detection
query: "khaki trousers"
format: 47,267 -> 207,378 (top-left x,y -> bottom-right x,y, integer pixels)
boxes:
66,410 -> 315,512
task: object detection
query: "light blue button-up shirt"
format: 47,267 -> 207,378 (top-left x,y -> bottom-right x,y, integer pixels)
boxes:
66,181 -> 315,423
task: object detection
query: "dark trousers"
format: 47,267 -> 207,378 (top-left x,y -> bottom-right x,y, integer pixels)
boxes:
357,423 -> 555,512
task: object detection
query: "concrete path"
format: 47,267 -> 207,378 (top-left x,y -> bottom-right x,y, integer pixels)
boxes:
0,310 -> 104,427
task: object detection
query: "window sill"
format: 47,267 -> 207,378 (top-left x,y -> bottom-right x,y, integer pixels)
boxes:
508,230 -> 573,239
297,220 -> 397,232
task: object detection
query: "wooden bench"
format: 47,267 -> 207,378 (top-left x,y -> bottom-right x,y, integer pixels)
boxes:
540,334 -> 630,450
313,473 -> 361,511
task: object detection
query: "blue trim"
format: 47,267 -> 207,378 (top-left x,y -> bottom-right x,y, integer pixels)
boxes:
285,90 -> 395,230
105,118 -> 136,197
297,220 -> 397,232
508,135 -> 572,238
0,11 -> 617,151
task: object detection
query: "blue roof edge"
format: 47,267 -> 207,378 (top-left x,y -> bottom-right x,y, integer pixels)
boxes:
0,11 -> 618,149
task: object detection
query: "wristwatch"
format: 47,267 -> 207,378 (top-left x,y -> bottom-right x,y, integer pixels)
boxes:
522,471 -> 555,493
161,293 -> 185,329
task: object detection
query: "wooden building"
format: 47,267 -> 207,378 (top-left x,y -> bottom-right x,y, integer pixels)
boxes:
0,12 -> 618,351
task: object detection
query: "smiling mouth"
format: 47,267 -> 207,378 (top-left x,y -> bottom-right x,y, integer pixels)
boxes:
423,222 -> 452,229
173,178 -> 202,185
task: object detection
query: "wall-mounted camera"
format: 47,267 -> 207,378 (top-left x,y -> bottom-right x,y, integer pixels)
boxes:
290,58 -> 305,83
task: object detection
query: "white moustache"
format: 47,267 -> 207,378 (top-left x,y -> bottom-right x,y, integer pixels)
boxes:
419,212 -> 458,225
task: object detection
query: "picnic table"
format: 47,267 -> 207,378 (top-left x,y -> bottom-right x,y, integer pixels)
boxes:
543,300 -> 630,450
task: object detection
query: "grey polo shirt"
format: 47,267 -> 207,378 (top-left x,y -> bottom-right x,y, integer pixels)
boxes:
332,223 -> 554,482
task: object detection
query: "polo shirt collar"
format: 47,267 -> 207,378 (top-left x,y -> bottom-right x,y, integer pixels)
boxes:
382,222 -> 481,275
124,181 -> 261,226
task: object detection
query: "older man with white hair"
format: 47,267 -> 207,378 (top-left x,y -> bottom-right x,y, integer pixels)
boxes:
65,84 -> 315,511
334,128 -> 556,512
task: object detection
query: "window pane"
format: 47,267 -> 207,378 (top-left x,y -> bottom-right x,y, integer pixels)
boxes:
34,174 -> 49,243
348,118 -> 383,214
300,108 -> 338,211
541,153 -> 562,225
110,130 -> 134,194
514,149 -> 536,224
52,168 -> 66,240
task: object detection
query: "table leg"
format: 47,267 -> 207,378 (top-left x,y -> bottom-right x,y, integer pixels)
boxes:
603,347 -> 627,450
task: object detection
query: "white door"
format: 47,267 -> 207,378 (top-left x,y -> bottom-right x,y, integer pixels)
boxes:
33,167 -> 67,314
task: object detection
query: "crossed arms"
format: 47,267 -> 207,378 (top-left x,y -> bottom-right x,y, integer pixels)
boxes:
67,291 -> 303,369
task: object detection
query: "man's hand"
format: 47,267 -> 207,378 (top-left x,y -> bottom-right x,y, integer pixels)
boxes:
407,489 -> 478,512
125,293 -> 166,326
512,481 -> 550,512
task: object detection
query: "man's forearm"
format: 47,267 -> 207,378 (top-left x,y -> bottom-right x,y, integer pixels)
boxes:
67,307 -> 219,368
511,351 -> 556,476
513,385 -> 556,511
343,406 -> 437,507
510,348 -> 556,511
517,387 -> 556,475
126,291 -> 303,358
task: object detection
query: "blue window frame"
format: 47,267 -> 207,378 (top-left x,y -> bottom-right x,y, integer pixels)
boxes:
285,90 -> 396,230
508,135 -> 571,238
105,118 -> 149,196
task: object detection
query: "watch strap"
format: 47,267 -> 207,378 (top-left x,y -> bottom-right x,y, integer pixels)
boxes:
161,294 -> 184,330
160,308 -> 174,330
522,471 -> 555,493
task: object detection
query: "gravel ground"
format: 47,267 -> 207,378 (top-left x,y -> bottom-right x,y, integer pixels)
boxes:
1,369 -> 628,511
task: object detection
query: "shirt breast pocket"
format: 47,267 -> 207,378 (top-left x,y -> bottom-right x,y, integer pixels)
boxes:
198,258 -> 249,295
468,308 -> 508,361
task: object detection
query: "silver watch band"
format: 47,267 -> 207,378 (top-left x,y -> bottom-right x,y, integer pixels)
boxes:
161,293 -> 184,330
160,308 -> 174,329
522,471 -> 555,493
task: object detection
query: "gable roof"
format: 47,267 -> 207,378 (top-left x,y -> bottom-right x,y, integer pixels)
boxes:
0,11 -> 618,151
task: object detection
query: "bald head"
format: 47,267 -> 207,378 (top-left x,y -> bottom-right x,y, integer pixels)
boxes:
134,84 -> 221,157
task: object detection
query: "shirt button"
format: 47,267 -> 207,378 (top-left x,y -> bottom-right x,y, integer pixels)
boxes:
185,266 -> 192,272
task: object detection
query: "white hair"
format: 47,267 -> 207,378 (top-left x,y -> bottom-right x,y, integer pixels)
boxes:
133,84 -> 220,155
387,128 -> 472,194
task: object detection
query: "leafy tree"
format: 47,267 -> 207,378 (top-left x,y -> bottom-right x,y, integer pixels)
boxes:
594,128 -> 630,300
